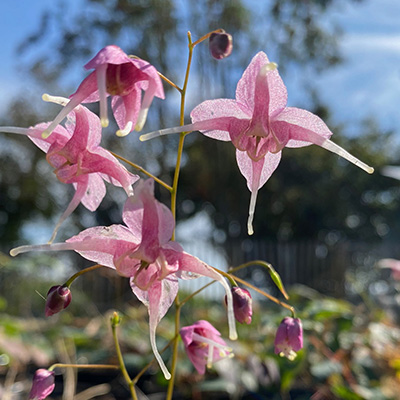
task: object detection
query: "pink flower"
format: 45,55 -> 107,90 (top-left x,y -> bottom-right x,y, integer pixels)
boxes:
274,317 -> 303,361
11,179 -> 237,380
140,52 -> 373,235
42,45 -> 165,137
180,320 -> 233,374
45,285 -> 72,317
29,369 -> 55,400
0,102 -> 138,241
377,258 -> 400,280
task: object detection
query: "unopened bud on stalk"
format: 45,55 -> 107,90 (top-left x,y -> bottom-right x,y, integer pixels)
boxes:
209,31 -> 233,60
29,369 -> 55,400
45,285 -> 72,317
225,287 -> 253,324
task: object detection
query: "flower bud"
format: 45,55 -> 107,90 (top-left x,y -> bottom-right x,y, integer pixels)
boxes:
29,369 -> 55,400
274,317 -> 303,361
209,31 -> 233,60
229,287 -> 253,324
45,285 -> 72,317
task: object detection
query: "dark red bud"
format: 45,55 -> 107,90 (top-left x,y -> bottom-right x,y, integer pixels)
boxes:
225,286 -> 253,324
45,285 -> 72,317
209,31 -> 233,60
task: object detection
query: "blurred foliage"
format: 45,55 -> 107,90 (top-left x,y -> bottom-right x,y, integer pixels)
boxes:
0,265 -> 399,399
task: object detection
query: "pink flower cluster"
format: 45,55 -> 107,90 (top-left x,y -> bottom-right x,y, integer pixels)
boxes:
4,38 -> 372,394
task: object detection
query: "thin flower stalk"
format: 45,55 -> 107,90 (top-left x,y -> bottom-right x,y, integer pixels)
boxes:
110,150 -> 173,192
111,313 -> 138,400
229,260 -> 289,300
167,31 -> 195,399
231,274 -> 295,317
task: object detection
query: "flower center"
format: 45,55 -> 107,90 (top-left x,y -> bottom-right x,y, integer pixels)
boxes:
278,341 -> 297,361
106,63 -> 139,96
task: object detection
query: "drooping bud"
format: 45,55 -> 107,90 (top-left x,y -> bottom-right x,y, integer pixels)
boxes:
209,31 -> 233,60
45,285 -> 72,317
29,369 -> 55,400
274,317 -> 303,361
226,287 -> 253,324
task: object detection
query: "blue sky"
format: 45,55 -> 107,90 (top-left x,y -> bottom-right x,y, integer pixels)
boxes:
0,0 -> 399,137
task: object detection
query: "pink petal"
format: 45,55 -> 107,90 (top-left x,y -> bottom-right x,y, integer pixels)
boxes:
131,57 -> 165,100
49,179 -> 89,242
130,278 -> 178,379
131,263 -> 159,290
272,107 -> 333,148
111,91 -> 141,135
236,151 -> 281,235
77,173 -> 106,212
190,99 -> 250,141
178,252 -> 237,340
28,123 -> 71,153
84,45 -> 132,69
287,318 -> 303,351
58,106 -> 102,161
123,179 -> 174,249
66,224 -> 140,270
70,72 -> 101,103
123,180 -> 162,262
236,150 -> 281,192
82,147 -> 138,195
157,245 -> 182,280
236,52 -> 287,117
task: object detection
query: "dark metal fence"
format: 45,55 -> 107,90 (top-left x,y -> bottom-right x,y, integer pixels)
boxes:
1,239 -> 399,314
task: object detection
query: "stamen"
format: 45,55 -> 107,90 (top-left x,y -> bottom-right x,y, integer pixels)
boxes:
191,333 -> 233,353
207,344 -> 214,369
116,121 -> 133,137
42,94 -> 70,106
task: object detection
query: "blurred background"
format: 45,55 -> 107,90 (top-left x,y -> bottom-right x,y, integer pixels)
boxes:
1,0 -> 400,399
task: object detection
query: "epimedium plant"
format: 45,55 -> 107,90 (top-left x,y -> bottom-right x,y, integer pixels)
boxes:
1,28 -> 373,399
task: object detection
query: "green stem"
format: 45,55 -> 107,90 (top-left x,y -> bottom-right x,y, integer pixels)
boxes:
210,266 -> 237,287
179,280 -> 215,306
229,260 -> 289,300
166,31 -> 195,399
166,306 -> 181,400
111,315 -> 138,400
64,264 -> 104,287
49,363 -> 119,372
110,151 -> 172,192
231,274 -> 296,317
170,32 -> 194,235
158,72 -> 182,93
192,28 -> 225,47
